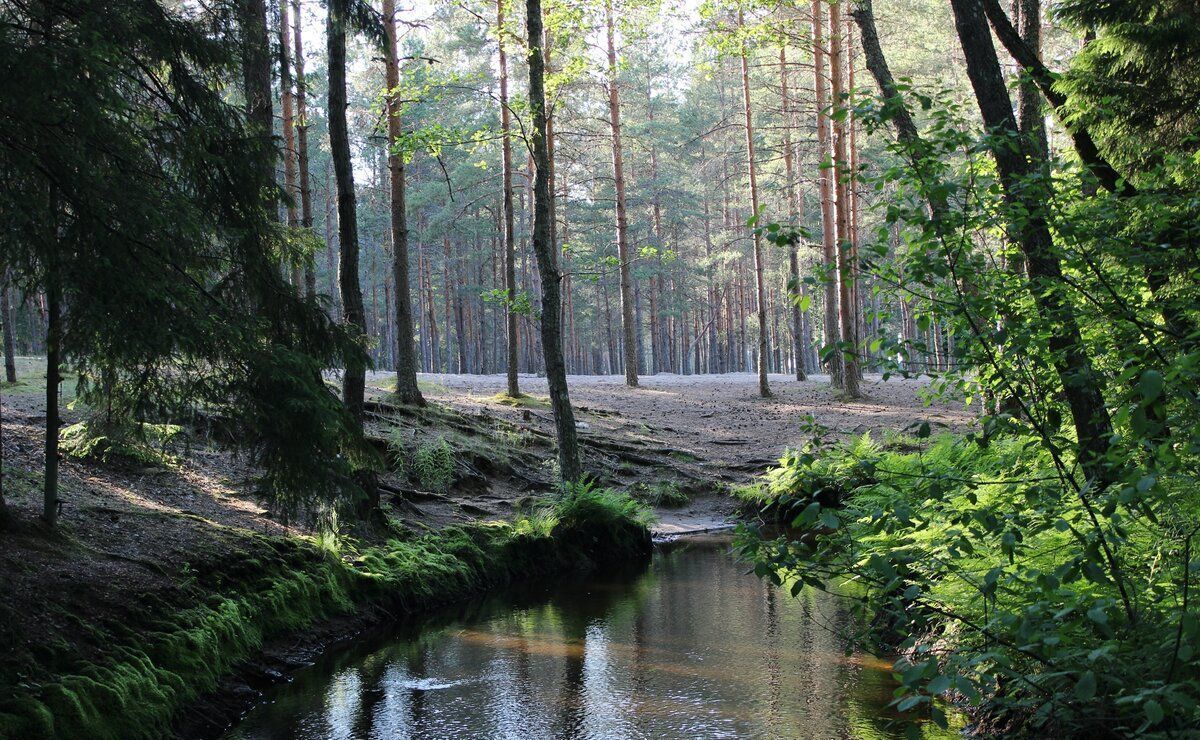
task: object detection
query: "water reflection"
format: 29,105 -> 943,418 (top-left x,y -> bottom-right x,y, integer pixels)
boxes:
226,534 -> 954,739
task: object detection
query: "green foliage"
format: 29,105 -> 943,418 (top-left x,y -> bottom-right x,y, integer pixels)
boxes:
59,421 -> 182,468
409,437 -> 456,493
738,430 -> 1200,735
0,0 -> 371,521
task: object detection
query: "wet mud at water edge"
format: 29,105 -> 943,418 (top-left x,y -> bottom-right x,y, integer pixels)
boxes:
224,534 -> 958,740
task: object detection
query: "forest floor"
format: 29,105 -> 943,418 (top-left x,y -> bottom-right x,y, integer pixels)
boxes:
364,370 -> 974,534
0,359 -> 972,735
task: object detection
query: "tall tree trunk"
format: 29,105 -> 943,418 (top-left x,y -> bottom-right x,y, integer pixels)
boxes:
241,0 -> 274,195
383,0 -> 426,404
42,276 -> 60,526
279,0 -> 301,287
497,0 -> 521,396
739,10 -> 771,397
812,0 -> 842,387
293,0 -> 317,297
1,273 -> 16,383
779,44 -> 806,381
442,237 -> 454,372
327,1 -> 369,439
948,0 -> 1112,480
526,0 -> 581,482
605,0 -> 639,388
647,91 -> 664,375
829,0 -> 862,398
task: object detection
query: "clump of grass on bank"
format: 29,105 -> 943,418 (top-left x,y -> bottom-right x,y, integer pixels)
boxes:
0,488 -> 651,740
487,391 -> 550,409
736,433 -> 1200,736
630,481 -> 690,508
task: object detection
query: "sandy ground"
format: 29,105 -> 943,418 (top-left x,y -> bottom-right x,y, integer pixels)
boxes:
365,371 -> 975,533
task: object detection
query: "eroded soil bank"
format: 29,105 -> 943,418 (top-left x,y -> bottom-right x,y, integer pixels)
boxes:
0,363 -> 971,738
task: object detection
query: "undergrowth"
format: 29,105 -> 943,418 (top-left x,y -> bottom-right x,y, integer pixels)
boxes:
736,432 -> 1200,736
59,421 -> 183,468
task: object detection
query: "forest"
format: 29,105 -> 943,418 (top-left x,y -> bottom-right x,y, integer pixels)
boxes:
0,0 -> 1197,737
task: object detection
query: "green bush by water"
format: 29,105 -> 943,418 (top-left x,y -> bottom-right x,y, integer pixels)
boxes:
736,433 -> 1200,736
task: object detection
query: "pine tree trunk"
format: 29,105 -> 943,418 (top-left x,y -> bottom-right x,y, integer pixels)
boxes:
738,11 -> 771,397
279,0 -> 301,287
1,272 -> 16,383
812,0 -> 842,387
526,0 -> 581,481
780,44 -> 806,381
241,0 -> 275,196
292,0 -> 317,297
829,0 -> 862,398
605,0 -> 639,388
497,0 -> 521,396
442,237 -> 454,372
383,0 -> 426,404
42,276 -> 61,526
327,0 -> 367,432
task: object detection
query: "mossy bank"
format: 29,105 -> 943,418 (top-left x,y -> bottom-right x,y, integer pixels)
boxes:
0,486 -> 652,740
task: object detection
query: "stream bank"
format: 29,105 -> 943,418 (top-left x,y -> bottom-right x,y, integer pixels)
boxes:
0,490 -> 652,740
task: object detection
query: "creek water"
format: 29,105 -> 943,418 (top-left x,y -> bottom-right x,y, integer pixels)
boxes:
225,533 -> 954,739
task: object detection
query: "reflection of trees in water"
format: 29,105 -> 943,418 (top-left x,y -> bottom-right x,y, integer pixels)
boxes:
228,537 -> 949,739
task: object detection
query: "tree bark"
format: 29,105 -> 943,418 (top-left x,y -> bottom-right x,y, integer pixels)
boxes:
527,0 -> 581,482
779,44 -> 806,381
1,273 -> 16,383
605,0 -> 639,388
829,0 -> 861,397
739,10 -> 771,397
497,0 -> 521,396
384,0 -> 425,405
42,276 -> 60,526
279,0 -> 301,288
328,0 -> 367,431
948,0 -> 1113,480
812,0 -> 842,387
292,0 -> 317,297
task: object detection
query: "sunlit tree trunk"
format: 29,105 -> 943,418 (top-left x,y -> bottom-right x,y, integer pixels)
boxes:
779,44 -> 806,381
829,0 -> 862,398
605,0 -> 639,387
737,12 -> 770,396
812,0 -> 842,387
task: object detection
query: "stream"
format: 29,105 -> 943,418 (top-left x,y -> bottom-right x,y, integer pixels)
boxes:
224,533 -> 954,739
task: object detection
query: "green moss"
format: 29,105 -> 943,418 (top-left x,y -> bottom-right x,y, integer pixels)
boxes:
0,492 -> 651,739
